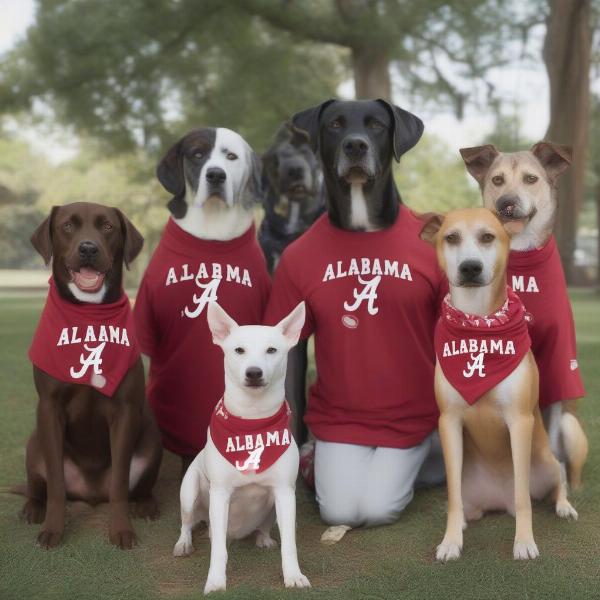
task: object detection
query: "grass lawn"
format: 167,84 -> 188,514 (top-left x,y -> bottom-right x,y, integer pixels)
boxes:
0,291 -> 599,600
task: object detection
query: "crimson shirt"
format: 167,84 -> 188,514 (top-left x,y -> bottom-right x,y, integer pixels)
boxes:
507,236 -> 585,408
134,219 -> 271,456
264,207 -> 444,448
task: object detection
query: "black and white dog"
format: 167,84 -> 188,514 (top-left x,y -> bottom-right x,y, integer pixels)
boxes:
258,122 -> 325,272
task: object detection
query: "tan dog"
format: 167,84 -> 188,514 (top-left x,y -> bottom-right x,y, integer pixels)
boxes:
421,207 -> 577,562
459,143 -> 588,489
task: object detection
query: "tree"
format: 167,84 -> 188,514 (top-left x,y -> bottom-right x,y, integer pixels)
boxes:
543,0 -> 593,283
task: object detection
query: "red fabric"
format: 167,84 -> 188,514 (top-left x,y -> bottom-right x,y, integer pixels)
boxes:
133,219 -> 271,456
29,280 -> 139,397
507,236 -> 585,408
434,288 -> 531,405
264,206 -> 446,449
209,398 -> 292,474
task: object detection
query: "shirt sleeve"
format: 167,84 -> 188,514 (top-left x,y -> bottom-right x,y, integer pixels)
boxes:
263,253 -> 315,339
133,275 -> 160,358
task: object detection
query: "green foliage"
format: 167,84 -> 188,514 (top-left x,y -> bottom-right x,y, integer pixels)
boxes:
396,134 -> 480,213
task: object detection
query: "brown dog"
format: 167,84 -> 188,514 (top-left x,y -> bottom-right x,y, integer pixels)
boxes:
459,143 -> 588,488
23,202 -> 162,549
421,208 -> 576,562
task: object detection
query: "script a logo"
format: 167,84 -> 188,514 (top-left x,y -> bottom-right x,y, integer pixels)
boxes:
236,446 -> 265,471
70,342 -> 107,379
343,275 -> 381,316
183,278 -> 221,318
462,352 -> 486,378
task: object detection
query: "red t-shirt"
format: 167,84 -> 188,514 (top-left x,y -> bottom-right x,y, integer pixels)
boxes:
434,288 -> 531,405
264,207 -> 445,448
134,219 -> 271,456
29,280 -> 139,397
507,236 -> 585,408
209,398 -> 293,474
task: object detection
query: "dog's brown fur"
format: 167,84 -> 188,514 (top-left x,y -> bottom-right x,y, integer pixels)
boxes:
23,202 -> 162,549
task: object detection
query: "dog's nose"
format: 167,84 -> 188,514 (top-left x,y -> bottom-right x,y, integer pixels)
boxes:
245,367 -> 263,381
288,165 -> 304,179
496,194 -> 519,217
342,136 -> 369,158
206,167 -> 227,185
459,260 -> 483,280
78,241 -> 99,259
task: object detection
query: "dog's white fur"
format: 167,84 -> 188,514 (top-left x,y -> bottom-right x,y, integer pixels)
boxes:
175,128 -> 255,241
173,301 -> 310,595
67,282 -> 107,304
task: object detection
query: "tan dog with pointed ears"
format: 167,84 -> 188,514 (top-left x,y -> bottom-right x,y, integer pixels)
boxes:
421,207 -> 577,562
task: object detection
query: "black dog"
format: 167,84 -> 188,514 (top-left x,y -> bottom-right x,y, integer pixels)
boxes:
286,98 -> 423,440
258,122 -> 325,272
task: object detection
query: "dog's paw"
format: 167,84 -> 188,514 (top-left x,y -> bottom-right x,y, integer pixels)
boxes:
36,529 -> 62,549
21,499 -> 45,524
204,573 -> 226,595
320,525 -> 351,545
513,539 -> 539,560
284,571 -> 311,589
109,529 -> 138,550
173,537 -> 195,557
436,540 -> 462,562
556,501 -> 578,521
255,531 -> 277,549
131,497 -> 160,521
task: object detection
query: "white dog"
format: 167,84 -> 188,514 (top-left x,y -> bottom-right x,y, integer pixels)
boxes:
173,301 -> 310,595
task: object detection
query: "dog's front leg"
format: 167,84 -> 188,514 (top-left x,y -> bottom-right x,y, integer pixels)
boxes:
274,485 -> 310,588
508,414 -> 538,559
436,412 -> 464,561
108,401 -> 139,549
36,394 -> 66,549
204,486 -> 231,595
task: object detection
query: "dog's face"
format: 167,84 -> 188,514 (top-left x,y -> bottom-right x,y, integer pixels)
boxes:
421,208 -> 512,288
207,301 -> 305,394
291,99 -> 423,229
460,142 -> 572,244
157,127 -> 262,219
31,202 -> 143,304
263,123 -> 322,234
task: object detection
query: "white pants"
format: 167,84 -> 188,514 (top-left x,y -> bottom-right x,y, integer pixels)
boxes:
314,432 -> 445,528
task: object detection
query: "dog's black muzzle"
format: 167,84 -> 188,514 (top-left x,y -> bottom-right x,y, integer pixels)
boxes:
495,194 -> 527,221
458,259 -> 484,287
337,134 -> 376,180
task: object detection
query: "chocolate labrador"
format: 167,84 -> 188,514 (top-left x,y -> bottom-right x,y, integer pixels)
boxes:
23,202 -> 162,549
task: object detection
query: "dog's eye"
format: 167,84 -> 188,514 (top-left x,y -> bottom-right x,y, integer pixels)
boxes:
524,174 -> 538,184
102,222 -> 113,232
445,232 -> 460,245
480,232 -> 495,244
226,152 -> 238,161
328,119 -> 341,130
192,151 -> 203,159
491,175 -> 504,186
62,221 -> 73,233
266,347 -> 277,354
234,347 -> 245,355
369,119 -> 384,130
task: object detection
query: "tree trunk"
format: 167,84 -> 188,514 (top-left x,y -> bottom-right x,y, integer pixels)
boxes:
543,0 -> 591,284
351,45 -> 392,100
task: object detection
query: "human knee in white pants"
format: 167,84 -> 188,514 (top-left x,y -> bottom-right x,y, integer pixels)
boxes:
314,432 -> 445,528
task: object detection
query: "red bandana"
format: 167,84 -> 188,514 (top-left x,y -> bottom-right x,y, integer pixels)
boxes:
29,280 -> 140,397
434,287 -> 531,405
209,398 -> 293,474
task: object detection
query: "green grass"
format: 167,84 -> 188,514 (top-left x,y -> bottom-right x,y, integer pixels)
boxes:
1,291 -> 599,600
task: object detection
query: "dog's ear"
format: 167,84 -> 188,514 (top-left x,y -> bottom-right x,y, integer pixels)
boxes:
531,141 -> 572,183
291,99 -> 336,154
243,150 -> 263,208
459,145 -> 500,186
419,212 -> 445,245
31,206 -> 59,265
207,302 -> 239,345
376,99 -> 424,161
276,301 -> 306,347
114,208 -> 144,269
157,138 -> 188,218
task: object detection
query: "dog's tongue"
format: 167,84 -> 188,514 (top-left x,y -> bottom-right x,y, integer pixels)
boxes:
502,218 -> 527,236
72,267 -> 105,293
